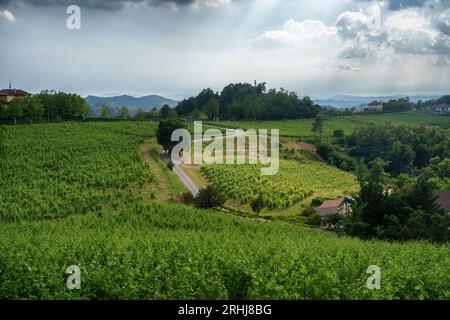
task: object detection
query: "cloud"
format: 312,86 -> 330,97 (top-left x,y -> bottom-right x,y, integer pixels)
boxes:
0,0 -> 232,10
357,0 -> 450,11
335,5 -> 450,56
0,9 -> 15,21
435,8 -> 450,35
335,11 -> 370,40
336,63 -> 361,72
338,45 -> 369,58
385,9 -> 450,55
250,19 -> 337,47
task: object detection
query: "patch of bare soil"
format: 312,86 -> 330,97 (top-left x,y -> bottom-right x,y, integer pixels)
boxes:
282,140 -> 316,151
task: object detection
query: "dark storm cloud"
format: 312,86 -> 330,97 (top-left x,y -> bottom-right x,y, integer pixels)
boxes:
0,0 -> 230,10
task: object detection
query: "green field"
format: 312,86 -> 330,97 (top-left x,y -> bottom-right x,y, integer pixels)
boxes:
214,113 -> 450,139
0,122 -> 449,299
202,161 -> 358,210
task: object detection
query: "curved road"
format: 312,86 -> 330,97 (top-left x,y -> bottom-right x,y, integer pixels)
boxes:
161,152 -> 199,196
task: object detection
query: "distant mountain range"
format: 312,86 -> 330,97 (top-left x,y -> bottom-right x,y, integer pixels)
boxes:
315,95 -> 441,109
85,94 -> 178,116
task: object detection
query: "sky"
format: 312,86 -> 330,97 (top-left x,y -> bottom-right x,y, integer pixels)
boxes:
0,0 -> 450,100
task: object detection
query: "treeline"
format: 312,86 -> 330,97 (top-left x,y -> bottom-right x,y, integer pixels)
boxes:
317,124 -> 449,186
313,123 -> 450,242
342,159 -> 449,243
175,82 -> 321,121
417,95 -> 450,109
0,91 -> 90,122
347,124 -> 450,176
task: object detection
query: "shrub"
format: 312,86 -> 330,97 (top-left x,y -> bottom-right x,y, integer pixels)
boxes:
251,195 -> 265,214
333,129 -> 345,138
166,160 -> 175,170
306,214 -> 322,226
180,192 -> 195,205
194,185 -> 227,209
301,206 -> 317,217
311,198 -> 325,207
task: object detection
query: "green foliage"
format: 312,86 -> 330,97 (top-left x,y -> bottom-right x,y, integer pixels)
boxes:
333,129 -> 345,138
348,124 -> 450,176
202,161 -> 358,210
0,122 -> 157,221
306,214 -> 322,226
160,104 -> 177,119
344,161 -> 450,242
119,106 -> 130,119
156,119 -> 187,152
194,185 -> 227,209
180,191 -> 195,205
202,98 -> 220,121
135,108 -> 146,121
7,98 -> 24,120
34,91 -> 91,120
311,113 -> 324,141
301,206 -> 317,217
250,194 -> 265,214
311,198 -> 325,207
100,104 -> 111,119
382,98 -> 413,113
176,83 -> 320,121
316,143 -> 357,172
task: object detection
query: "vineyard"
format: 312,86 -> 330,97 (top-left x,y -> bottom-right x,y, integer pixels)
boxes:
1,201 -> 449,299
215,112 -> 450,139
0,122 -> 157,221
0,122 -> 448,299
202,161 -> 359,210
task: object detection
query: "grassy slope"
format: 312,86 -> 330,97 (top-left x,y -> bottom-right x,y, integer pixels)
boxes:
0,121 -> 449,299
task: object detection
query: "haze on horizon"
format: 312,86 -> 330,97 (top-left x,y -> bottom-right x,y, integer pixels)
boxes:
1,0 -> 450,100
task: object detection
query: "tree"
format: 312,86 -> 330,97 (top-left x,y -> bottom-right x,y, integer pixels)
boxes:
100,104 -> 111,119
23,96 -> 44,122
156,119 -> 187,152
194,185 -> 227,209
190,108 -> 207,121
160,104 -> 172,119
7,98 -> 24,125
134,108 -> 145,121
150,107 -> 160,120
202,98 -> 220,121
311,113 -> 324,142
119,106 -> 129,119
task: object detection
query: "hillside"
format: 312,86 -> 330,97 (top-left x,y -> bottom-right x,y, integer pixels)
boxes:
0,122 -> 448,299
315,95 -> 441,108
86,94 -> 178,115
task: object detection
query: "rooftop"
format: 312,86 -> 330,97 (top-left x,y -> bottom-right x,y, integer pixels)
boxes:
0,88 -> 30,97
435,190 -> 450,212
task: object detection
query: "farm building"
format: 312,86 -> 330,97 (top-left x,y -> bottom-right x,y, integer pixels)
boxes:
428,104 -> 450,115
364,101 -> 383,112
316,196 -> 353,217
0,88 -> 30,104
434,190 -> 450,212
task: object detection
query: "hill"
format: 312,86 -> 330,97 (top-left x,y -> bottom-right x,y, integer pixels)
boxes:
85,94 -> 178,116
315,95 -> 441,108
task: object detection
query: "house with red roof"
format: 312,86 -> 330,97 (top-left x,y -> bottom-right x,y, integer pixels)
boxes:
0,88 -> 30,104
435,191 -> 450,212
316,196 -> 353,217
